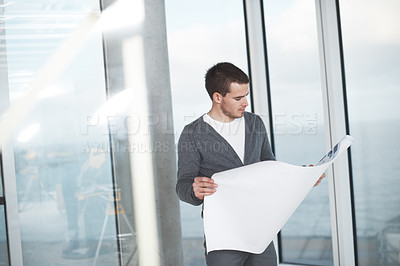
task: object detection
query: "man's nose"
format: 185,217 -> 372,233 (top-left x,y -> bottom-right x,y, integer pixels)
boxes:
242,97 -> 248,107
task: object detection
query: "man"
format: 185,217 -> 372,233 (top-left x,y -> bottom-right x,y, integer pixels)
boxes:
176,62 -> 324,265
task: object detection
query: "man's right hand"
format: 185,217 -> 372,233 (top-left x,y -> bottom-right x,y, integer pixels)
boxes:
193,177 -> 218,200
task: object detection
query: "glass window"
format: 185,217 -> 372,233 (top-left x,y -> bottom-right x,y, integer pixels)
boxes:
263,0 -> 332,265
0,206 -> 9,265
339,1 -> 400,265
165,0 -> 248,264
2,0 -> 123,264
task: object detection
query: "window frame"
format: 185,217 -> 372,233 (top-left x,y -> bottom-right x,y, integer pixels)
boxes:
243,0 -> 357,265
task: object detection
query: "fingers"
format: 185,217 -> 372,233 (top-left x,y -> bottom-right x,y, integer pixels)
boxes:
194,176 -> 215,184
314,172 -> 326,187
314,180 -> 321,187
306,165 -> 326,187
193,177 -> 218,200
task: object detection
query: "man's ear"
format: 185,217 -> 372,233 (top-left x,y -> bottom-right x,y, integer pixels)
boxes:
213,92 -> 222,104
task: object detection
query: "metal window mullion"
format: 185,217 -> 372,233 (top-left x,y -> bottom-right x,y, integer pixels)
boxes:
243,0 -> 280,263
98,1 -> 125,265
315,0 -> 356,265
243,0 -> 273,141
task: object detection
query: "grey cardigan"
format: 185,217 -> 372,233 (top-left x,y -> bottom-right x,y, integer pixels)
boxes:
176,112 -> 275,206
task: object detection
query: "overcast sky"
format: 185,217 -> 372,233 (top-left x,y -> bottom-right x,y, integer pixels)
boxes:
165,0 -> 400,139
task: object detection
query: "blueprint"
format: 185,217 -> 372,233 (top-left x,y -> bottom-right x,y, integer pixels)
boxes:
203,135 -> 353,254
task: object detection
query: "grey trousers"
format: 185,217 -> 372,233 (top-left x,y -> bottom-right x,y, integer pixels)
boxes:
205,242 -> 277,266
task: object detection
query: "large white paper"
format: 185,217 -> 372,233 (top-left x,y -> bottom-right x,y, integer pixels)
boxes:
203,135 -> 353,254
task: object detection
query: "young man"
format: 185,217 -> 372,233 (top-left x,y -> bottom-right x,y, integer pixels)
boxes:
176,62 -> 323,265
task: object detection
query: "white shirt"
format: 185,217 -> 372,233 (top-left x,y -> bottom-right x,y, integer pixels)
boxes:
203,114 -> 245,163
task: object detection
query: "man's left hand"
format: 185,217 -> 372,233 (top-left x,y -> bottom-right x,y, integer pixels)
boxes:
308,164 -> 326,187
314,172 -> 326,187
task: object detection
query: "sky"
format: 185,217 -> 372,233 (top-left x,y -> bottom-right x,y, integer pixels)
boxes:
165,0 -> 400,138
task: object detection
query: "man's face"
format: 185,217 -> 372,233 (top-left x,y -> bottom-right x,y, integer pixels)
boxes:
219,82 -> 249,120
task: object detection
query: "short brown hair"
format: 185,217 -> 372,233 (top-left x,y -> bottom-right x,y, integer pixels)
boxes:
205,62 -> 249,99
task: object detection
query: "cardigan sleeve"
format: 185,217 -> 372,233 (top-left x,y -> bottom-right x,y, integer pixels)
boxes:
257,116 -> 276,161
176,125 -> 204,206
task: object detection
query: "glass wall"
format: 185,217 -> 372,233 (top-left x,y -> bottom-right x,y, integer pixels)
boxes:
263,0 -> 333,265
339,1 -> 400,265
1,0 -> 126,264
0,158 -> 9,265
165,0 -> 248,264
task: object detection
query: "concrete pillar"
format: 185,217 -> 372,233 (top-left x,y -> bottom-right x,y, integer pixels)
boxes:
143,0 -> 184,265
100,0 -> 183,265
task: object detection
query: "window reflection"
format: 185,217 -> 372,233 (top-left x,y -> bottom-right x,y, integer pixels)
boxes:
263,0 -> 332,265
3,0 -> 122,264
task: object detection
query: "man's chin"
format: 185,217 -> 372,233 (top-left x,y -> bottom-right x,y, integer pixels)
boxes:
222,110 -> 245,119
